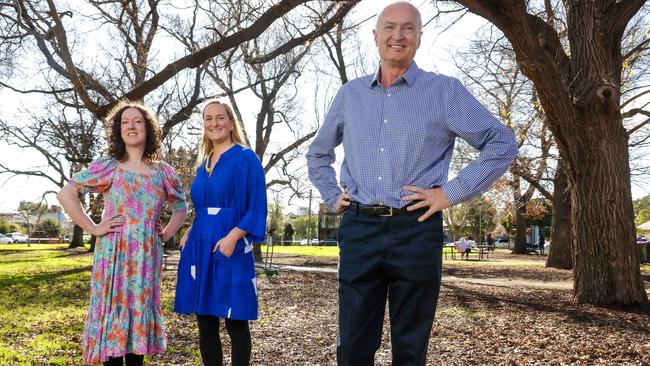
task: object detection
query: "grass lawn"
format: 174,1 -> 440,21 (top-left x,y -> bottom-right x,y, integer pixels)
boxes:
1,244 -> 648,365
0,244 -> 92,365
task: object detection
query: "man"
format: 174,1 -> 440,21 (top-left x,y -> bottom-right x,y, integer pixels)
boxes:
306,2 -> 518,365
486,232 -> 495,251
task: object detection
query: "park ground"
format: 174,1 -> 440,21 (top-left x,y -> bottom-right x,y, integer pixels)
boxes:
0,244 -> 649,365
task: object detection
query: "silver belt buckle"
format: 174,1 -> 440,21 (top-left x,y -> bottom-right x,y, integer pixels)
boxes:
379,206 -> 393,217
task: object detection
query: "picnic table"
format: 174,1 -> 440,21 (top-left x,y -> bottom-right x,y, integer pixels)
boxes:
472,244 -> 491,260
444,242 -> 491,261
444,243 -> 456,260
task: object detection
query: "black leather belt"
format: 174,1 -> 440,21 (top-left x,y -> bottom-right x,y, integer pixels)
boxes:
349,201 -> 412,217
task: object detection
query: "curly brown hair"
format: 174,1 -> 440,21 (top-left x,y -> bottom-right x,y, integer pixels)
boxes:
106,100 -> 162,164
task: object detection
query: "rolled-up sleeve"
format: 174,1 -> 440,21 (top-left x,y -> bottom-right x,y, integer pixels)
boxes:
441,78 -> 518,205
306,86 -> 346,211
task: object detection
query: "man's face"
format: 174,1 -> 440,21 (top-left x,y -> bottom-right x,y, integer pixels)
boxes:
373,3 -> 422,69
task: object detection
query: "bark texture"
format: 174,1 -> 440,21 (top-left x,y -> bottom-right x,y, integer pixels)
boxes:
546,160 -> 572,269
455,0 -> 647,305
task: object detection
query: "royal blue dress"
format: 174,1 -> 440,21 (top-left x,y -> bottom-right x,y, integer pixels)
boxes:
174,144 -> 267,320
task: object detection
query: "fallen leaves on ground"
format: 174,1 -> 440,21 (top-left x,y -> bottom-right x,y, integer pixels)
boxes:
154,254 -> 650,366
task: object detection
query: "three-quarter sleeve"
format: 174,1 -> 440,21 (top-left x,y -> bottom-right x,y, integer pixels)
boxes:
236,150 -> 267,243
69,156 -> 117,195
159,161 -> 188,213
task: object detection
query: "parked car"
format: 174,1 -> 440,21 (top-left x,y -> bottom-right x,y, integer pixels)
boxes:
494,237 -> 510,248
0,234 -> 12,244
6,232 -> 28,243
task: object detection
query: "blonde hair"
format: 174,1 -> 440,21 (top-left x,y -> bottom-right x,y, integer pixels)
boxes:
196,99 -> 248,167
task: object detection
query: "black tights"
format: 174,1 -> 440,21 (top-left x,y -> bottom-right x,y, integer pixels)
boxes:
196,315 -> 251,366
103,354 -> 144,366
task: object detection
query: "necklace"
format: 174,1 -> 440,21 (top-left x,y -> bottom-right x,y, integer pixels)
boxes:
205,148 -> 216,175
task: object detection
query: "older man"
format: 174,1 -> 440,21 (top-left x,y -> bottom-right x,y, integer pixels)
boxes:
306,2 -> 518,365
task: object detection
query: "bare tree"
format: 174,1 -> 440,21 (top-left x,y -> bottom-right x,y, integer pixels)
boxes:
2,0 -> 358,118
454,31 -> 554,254
0,102 -> 102,248
1,0 -> 360,250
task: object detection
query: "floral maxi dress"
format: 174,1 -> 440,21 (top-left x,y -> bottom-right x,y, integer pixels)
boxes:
70,157 -> 187,364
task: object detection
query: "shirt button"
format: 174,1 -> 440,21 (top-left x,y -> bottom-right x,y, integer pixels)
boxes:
378,176 -> 382,180
383,119 -> 388,123
380,148 -> 384,152
387,93 -> 391,97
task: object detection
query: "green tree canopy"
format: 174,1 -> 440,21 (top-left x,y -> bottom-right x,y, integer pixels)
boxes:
633,195 -> 650,226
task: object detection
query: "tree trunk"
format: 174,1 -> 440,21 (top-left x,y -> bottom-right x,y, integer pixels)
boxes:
559,3 -> 646,305
569,123 -> 646,304
547,160 -> 573,269
68,224 -> 84,249
513,201 -> 528,254
452,0 -> 648,306
88,235 -> 97,252
253,244 -> 263,263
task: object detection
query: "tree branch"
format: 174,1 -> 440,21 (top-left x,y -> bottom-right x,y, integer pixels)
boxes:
45,0 -> 98,113
97,0 -> 319,118
609,0 -> 647,39
263,129 -> 317,173
246,1 -> 359,64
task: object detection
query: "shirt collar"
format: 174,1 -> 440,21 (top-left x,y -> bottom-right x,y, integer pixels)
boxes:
369,61 -> 420,88
221,143 -> 243,159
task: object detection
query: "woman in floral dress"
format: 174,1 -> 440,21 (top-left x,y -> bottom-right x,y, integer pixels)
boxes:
57,101 -> 188,366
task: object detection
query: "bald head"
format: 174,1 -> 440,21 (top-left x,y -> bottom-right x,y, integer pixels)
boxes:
375,1 -> 422,31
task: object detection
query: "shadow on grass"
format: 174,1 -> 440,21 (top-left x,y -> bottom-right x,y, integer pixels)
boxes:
0,254 -> 92,267
441,282 -> 650,332
0,247 -> 90,256
0,266 -> 92,294
0,269 -> 91,310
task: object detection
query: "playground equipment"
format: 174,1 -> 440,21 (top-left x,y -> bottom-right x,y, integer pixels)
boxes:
262,235 -> 280,277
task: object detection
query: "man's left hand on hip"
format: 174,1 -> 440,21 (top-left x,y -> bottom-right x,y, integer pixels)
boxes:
402,186 -> 451,222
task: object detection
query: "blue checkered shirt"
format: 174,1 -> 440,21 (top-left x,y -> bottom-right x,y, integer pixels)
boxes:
307,62 -> 518,211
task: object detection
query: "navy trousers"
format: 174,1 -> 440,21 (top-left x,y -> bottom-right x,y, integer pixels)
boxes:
336,208 -> 444,366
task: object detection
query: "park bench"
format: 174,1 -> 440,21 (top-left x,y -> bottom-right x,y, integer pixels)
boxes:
472,245 -> 491,260
444,244 -> 456,260
444,243 -> 490,261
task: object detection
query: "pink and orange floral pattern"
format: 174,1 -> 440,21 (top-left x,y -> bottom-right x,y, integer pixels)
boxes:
70,157 -> 187,364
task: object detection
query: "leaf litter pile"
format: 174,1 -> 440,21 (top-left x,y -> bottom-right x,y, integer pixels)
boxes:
155,252 -> 650,366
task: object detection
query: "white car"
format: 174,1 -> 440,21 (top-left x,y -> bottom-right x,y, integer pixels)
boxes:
6,232 -> 28,243
0,234 -> 12,244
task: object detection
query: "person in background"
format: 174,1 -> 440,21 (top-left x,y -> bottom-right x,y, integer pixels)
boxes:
486,232 -> 495,252
174,99 -> 267,366
456,237 -> 472,260
57,100 -> 188,365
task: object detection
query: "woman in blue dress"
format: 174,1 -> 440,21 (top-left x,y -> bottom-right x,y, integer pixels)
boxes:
174,99 -> 267,366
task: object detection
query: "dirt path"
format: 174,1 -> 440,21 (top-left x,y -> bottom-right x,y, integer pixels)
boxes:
165,249 -> 650,290
257,264 -> 576,289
